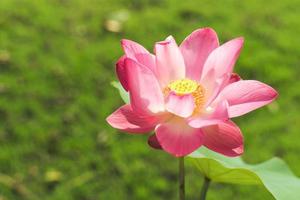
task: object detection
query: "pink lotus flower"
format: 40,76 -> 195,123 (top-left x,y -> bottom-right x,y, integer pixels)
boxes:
107,28 -> 278,157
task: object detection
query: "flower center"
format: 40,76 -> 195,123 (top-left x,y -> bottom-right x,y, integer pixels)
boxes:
168,79 -> 198,95
164,79 -> 206,111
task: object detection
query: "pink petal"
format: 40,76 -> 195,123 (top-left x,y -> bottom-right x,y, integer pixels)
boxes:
165,92 -> 195,118
116,55 -> 129,91
116,54 -> 156,92
106,105 -> 161,133
156,118 -> 204,157
228,73 -> 241,84
134,53 -> 156,74
121,39 -> 156,73
202,120 -> 244,157
202,72 -> 232,107
199,68 -> 216,93
121,39 -> 149,57
216,80 -> 278,118
125,58 -> 165,114
201,37 -> 244,82
155,36 -> 185,86
180,28 -> 219,81
188,100 -> 229,128
148,134 -> 162,149
200,68 -> 226,106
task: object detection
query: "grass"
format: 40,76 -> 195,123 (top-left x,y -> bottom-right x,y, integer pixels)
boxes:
0,0 -> 299,199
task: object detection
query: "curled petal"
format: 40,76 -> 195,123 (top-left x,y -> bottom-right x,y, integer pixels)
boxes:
116,55 -> 128,91
156,118 -> 204,157
148,134 -> 162,149
202,120 -> 244,157
155,36 -> 185,86
117,39 -> 154,92
165,92 -> 195,118
216,80 -> 278,118
125,58 -> 165,115
228,73 -> 241,84
117,53 -> 156,92
180,28 -> 219,81
106,105 -> 161,133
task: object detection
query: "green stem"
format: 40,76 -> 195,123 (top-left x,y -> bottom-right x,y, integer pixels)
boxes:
179,157 -> 185,200
200,177 -> 210,200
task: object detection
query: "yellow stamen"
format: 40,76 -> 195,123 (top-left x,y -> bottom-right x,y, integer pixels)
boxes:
164,79 -> 206,111
168,79 -> 198,95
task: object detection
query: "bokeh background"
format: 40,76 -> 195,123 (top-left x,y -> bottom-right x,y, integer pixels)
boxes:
0,0 -> 299,199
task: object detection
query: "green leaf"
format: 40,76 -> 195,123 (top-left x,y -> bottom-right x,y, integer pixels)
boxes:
111,81 -> 130,104
189,148 -> 300,200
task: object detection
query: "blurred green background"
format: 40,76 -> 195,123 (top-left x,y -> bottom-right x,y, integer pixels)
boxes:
0,0 -> 299,199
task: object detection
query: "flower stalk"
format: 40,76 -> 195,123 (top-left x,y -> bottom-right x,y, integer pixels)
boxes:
200,176 -> 211,200
179,157 -> 185,200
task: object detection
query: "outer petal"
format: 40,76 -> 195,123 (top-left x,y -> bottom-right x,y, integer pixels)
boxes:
106,105 -> 161,133
125,58 -> 165,114
180,28 -> 219,81
121,39 -> 156,73
116,55 -> 128,91
148,134 -> 162,149
215,80 -> 278,118
156,118 -> 204,157
155,36 -> 185,86
188,100 -> 229,128
165,92 -> 195,118
121,39 -> 149,57
116,53 -> 156,92
228,73 -> 241,84
202,120 -> 243,157
201,37 -> 244,82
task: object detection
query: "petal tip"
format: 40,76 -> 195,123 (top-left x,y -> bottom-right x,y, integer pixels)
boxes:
269,88 -> 279,104
192,27 -> 217,34
232,145 -> 244,156
201,27 -> 217,34
185,27 -> 219,45
156,35 -> 176,46
235,37 -> 245,45
105,115 -> 110,123
120,38 -> 129,45
271,87 -> 279,99
156,40 -> 171,46
165,35 -> 175,41
105,113 -> 117,128
262,82 -> 279,101
226,37 -> 244,49
120,39 -> 128,47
